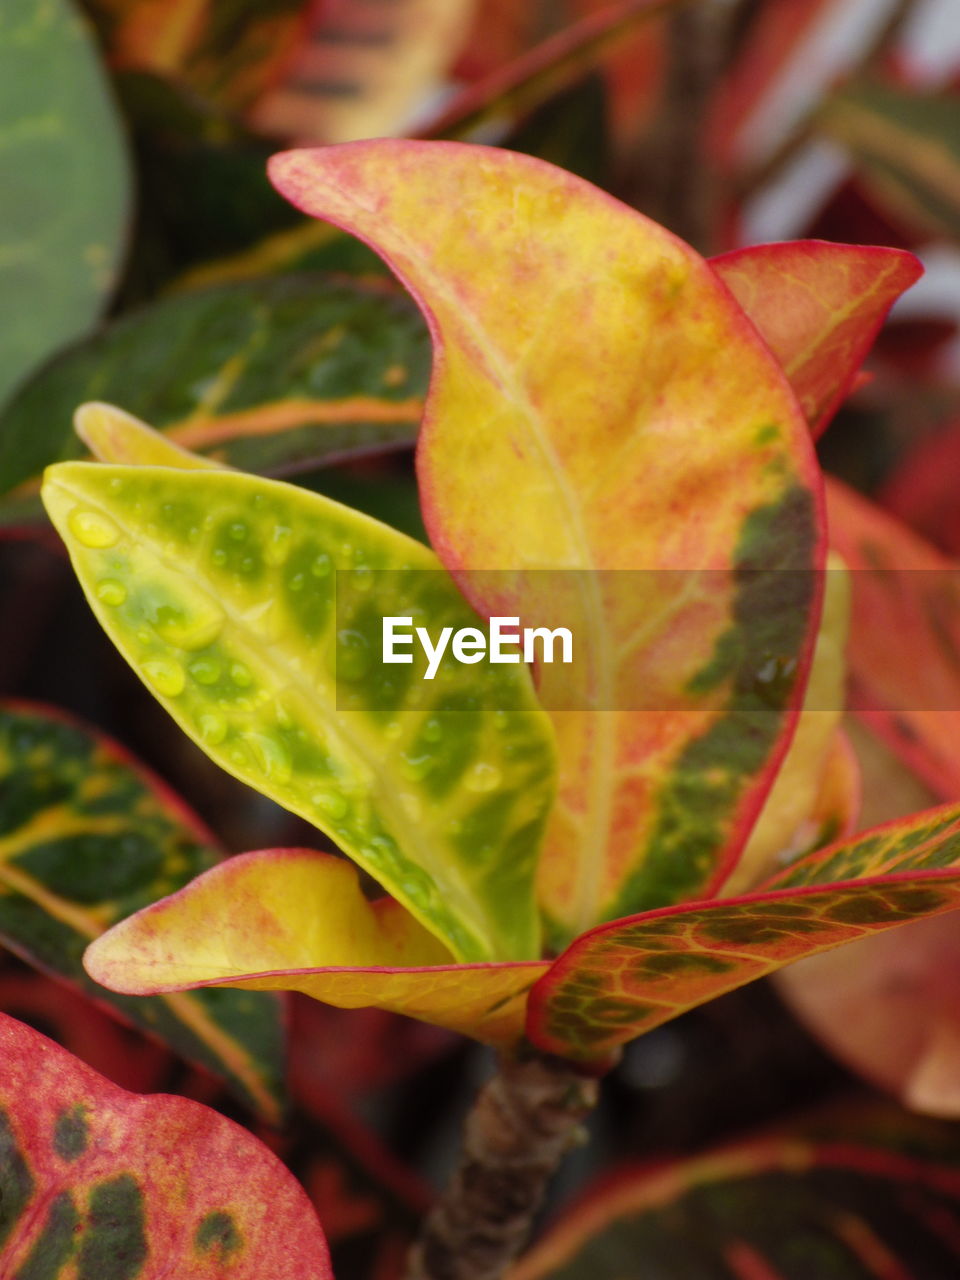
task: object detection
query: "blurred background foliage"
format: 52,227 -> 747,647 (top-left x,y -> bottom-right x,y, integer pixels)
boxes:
4,1 -> 960,1275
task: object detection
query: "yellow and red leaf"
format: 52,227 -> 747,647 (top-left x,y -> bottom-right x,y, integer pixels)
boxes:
712,241 -> 921,436
268,138 -> 826,949
86,848 -> 547,1049
0,1011 -> 331,1278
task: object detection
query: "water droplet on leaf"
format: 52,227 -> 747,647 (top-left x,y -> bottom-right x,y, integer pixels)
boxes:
68,508 -> 120,548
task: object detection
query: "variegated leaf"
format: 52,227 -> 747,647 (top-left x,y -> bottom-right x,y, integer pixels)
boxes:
528,803 -> 960,1060
0,1011 -> 331,1278
0,701 -> 285,1121
268,139 -> 825,949
42,458 -> 556,962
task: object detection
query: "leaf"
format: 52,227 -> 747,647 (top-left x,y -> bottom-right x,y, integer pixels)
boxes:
527,801 -> 960,1060
818,82 -> 960,240
0,275 -> 429,514
268,140 -> 825,948
0,701 -> 286,1121
0,1011 -> 331,1278
514,1109 -> 960,1280
0,0 -> 130,407
249,0 -> 478,142
711,241 -> 922,436
826,476 -> 960,801
719,552 -> 851,896
86,848 -> 548,1048
41,459 -> 556,962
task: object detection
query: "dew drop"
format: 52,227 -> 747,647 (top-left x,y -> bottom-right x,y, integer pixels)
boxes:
68,508 -> 120,548
141,656 -> 186,698
352,565 -> 373,592
312,791 -> 348,820
311,553 -> 332,578
465,762 -> 502,793
198,711 -> 228,745
493,709 -> 510,730
153,597 -> 224,650
264,525 -> 292,567
384,720 -> 403,741
95,579 -> 126,606
228,520 -> 248,542
288,572 -> 305,592
230,662 -> 254,688
246,732 -> 292,784
240,556 -> 256,574
423,718 -> 443,743
336,630 -> 371,682
211,548 -> 227,567
188,656 -> 221,686
401,751 -> 433,781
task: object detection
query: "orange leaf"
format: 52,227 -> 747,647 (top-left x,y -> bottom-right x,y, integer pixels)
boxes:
712,241 -> 922,436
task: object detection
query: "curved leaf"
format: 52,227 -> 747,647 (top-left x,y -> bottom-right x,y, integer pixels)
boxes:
0,0 -> 130,406
0,1011 -> 331,1278
0,701 -> 285,1120
86,848 -> 547,1048
269,139 -> 825,946
515,1112 -> 960,1279
528,802 -> 960,1060
41,460 -> 556,962
711,242 -> 922,436
0,275 -> 429,513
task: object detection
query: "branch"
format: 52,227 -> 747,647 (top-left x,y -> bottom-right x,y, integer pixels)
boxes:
404,1050 -> 601,1280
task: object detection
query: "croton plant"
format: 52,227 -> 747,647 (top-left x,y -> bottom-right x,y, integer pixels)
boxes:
5,129 -> 960,1275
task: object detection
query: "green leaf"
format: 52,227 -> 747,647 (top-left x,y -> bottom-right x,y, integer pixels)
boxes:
515,1108 -> 960,1280
0,702 -> 285,1122
0,275 -> 429,519
41,462 -> 556,963
818,80 -> 960,239
0,1011 -> 331,1278
0,0 -> 130,406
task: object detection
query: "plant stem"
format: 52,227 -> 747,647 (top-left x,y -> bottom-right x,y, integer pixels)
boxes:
645,0 -> 734,252
404,1050 -> 600,1280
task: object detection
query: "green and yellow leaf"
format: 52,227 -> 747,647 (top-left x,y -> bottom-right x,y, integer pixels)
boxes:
0,0 -> 130,406
712,241 -> 922,436
269,139 -> 825,948
528,802 -> 960,1060
86,848 -> 548,1048
0,1011 -> 331,1278
0,276 -> 429,516
0,702 -> 285,1121
41,459 -> 556,962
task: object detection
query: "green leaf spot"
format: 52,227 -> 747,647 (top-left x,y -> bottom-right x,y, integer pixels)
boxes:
53,1104 -> 89,1161
77,1175 -> 147,1280
195,1210 -> 242,1262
